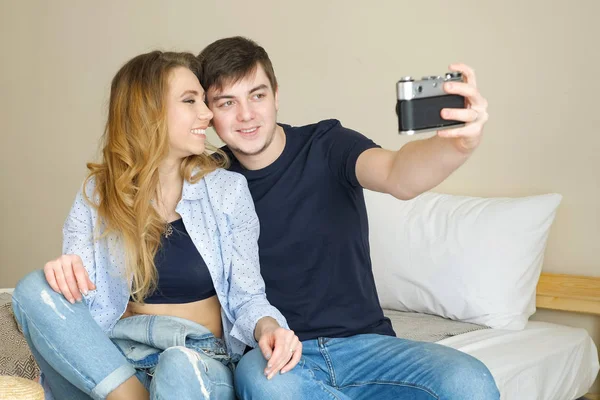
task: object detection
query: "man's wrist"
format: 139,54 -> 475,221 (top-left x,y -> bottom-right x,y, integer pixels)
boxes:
454,136 -> 480,154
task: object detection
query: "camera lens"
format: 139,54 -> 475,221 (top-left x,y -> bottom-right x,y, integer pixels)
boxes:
417,85 -> 423,93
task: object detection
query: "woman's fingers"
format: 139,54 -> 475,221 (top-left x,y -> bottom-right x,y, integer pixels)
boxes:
266,331 -> 301,379
43,255 -> 89,304
281,341 -> 302,374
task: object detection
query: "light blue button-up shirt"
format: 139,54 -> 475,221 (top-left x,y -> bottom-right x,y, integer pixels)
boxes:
63,168 -> 288,358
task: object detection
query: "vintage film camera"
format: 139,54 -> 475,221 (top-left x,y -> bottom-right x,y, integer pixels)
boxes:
396,72 -> 465,135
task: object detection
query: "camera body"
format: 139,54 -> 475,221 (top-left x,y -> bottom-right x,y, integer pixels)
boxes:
396,72 -> 465,135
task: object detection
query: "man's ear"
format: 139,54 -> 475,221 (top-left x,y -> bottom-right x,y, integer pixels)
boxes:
275,88 -> 279,112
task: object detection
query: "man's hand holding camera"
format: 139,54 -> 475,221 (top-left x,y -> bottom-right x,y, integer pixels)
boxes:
438,63 -> 489,153
357,62 -> 490,200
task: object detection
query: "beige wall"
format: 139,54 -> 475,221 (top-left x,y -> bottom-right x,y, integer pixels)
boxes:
1,0 -> 599,392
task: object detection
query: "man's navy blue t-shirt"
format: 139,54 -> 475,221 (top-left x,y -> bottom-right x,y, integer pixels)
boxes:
226,119 -> 395,341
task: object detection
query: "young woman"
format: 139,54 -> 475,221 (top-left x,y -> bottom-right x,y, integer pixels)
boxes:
12,51 -> 301,400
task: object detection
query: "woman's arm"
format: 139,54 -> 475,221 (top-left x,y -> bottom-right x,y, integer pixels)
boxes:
44,182 -> 97,303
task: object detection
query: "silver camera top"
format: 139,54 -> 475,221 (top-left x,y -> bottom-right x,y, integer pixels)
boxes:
397,72 -> 463,101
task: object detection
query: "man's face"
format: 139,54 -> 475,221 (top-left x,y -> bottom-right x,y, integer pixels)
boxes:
207,64 -> 279,157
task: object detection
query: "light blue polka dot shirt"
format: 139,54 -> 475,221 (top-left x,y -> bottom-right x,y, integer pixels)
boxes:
62,168 -> 288,358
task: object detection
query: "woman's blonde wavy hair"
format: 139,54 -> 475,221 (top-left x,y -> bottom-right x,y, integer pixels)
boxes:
84,51 -> 229,303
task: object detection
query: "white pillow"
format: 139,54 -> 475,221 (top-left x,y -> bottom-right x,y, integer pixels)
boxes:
365,191 -> 562,330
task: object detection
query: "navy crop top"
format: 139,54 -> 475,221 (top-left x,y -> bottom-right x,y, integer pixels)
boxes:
142,218 -> 216,304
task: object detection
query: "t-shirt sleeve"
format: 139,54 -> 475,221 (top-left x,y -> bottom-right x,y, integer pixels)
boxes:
319,120 -> 381,187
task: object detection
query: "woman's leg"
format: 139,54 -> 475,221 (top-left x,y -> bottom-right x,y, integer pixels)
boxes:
12,270 -> 146,400
27,342 -> 90,400
150,346 -> 234,400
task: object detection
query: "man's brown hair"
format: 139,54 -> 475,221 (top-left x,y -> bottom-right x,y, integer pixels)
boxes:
197,36 -> 278,95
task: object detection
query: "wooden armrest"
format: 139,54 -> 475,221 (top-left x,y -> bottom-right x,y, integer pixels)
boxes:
536,272 -> 600,316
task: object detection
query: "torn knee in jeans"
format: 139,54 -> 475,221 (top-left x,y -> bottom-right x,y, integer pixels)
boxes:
163,347 -> 209,371
156,346 -> 211,397
39,289 -> 70,320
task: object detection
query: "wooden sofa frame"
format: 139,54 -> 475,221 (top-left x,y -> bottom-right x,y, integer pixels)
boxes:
536,273 -> 600,399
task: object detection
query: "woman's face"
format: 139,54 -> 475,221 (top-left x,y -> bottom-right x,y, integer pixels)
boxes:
165,67 -> 213,161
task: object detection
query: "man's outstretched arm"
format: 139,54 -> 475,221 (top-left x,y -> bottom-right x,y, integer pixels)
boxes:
356,63 -> 489,200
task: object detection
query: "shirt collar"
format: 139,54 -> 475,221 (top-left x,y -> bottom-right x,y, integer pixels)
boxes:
180,169 -> 209,201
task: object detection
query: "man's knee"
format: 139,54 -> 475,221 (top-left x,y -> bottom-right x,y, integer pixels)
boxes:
437,354 -> 500,399
235,348 -> 303,399
235,348 -> 267,388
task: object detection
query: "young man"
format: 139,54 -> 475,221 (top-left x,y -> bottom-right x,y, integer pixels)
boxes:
198,37 -> 499,399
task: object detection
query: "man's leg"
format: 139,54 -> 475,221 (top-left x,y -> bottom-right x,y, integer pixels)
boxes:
325,334 -> 500,400
234,341 -> 352,400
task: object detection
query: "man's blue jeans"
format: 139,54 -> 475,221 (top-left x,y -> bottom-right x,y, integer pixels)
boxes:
235,333 -> 500,399
12,270 -> 235,400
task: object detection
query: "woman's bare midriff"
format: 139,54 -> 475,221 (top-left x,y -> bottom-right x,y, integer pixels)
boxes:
122,295 -> 223,338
